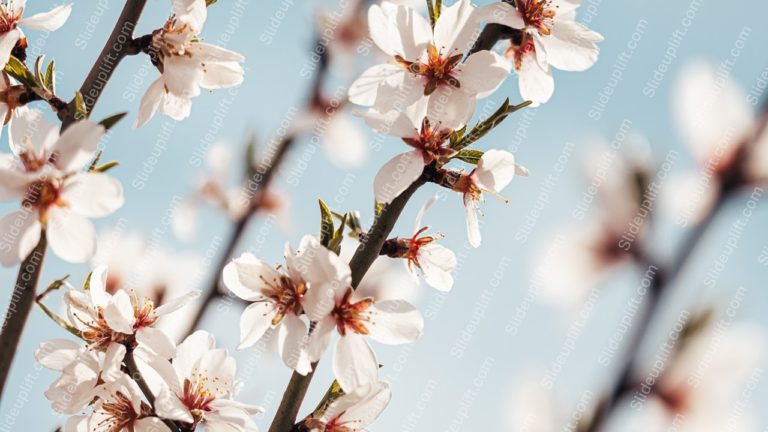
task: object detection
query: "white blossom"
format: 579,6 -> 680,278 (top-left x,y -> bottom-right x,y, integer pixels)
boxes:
0,0 -> 72,67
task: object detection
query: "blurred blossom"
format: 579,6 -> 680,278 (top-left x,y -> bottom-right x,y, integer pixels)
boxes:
507,378 -> 562,432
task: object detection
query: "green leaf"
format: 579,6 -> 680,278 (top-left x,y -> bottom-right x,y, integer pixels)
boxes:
44,59 -> 55,93
312,380 -> 346,416
83,271 -> 93,292
34,56 -> 44,85
4,55 -> 38,89
434,0 -> 442,21
74,91 -> 88,120
453,148 -> 484,164
425,0 -> 437,28
93,161 -> 119,172
319,200 -> 335,248
327,213 -> 348,255
374,201 -> 385,217
451,99 -> 532,151
98,112 -> 128,130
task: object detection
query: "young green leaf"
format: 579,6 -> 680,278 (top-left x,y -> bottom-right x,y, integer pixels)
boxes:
319,199 -> 335,248
451,99 -> 532,151
74,91 -> 88,120
44,59 -> 55,93
93,161 -> 119,172
5,55 -> 38,89
453,148 -> 484,164
327,212 -> 348,255
98,112 -> 128,130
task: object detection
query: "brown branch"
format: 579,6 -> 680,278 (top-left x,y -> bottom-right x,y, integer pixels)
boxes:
0,234 -> 47,400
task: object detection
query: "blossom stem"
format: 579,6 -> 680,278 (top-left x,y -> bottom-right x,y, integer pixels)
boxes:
124,349 -> 182,432
0,234 -> 47,400
59,0 -> 148,128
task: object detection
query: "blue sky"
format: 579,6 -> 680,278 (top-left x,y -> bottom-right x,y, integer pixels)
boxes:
2,0 -> 768,430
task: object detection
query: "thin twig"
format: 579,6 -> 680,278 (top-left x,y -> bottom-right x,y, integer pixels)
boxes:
0,234 -> 47,400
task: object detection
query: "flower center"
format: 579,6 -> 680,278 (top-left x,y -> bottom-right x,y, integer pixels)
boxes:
519,0 -> 557,36
402,118 -> 455,164
505,35 -> 537,71
0,3 -> 21,34
261,273 -> 306,325
94,391 -> 152,432
179,369 -> 231,424
396,43 -> 463,96
78,291 -> 159,351
331,288 -> 373,336
22,179 -> 63,223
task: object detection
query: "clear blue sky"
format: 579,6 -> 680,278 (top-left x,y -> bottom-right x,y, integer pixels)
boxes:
1,0 -> 768,430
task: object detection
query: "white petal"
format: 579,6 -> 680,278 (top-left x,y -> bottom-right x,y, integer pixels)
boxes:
194,43 -> 244,63
135,417 -> 171,432
539,20 -> 603,72
163,56 -> 204,98
474,1 -> 525,30
0,208 -> 41,267
373,151 -> 424,204
174,330 -> 215,378
464,195 -> 481,248
517,52 -> 554,106
35,339 -> 80,371
458,50 -> 511,97
102,343 -> 127,381
337,382 -> 392,427
19,4 -> 73,31
172,0 -> 207,31
60,173 -> 123,218
0,30 -> 20,67
413,195 -> 438,235
306,315 -> 336,362
9,107 -> 58,158
358,108 -> 418,139
333,334 -> 378,392
134,78 -> 164,128
103,290 -> 136,334
426,86 -> 474,131
366,300 -> 423,344
368,2 -> 431,58
153,291 -> 200,316
155,386 -> 193,423
237,301 -> 276,350
433,0 -> 476,55
0,157 -> 31,200
475,149 -> 517,192
418,243 -> 456,291
51,120 -> 104,172
223,252 -> 279,301
348,63 -> 404,107
88,265 -> 110,307
136,327 -> 176,359
200,61 -> 244,90
291,235 -> 352,287
158,91 -> 193,121
46,206 -> 96,263
278,314 -> 312,375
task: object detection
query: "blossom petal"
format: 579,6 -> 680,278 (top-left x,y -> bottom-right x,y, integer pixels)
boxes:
306,316 -> 336,362
155,386 -> 193,423
433,0 -> 476,54
136,327 -> 176,360
223,252 -> 279,301
9,107 -> 58,158
19,4 -> 73,31
35,339 -> 80,371
517,52 -> 554,106
373,151 -> 424,204
278,314 -> 312,375
337,382 -> 392,427
102,343 -> 127,382
51,120 -> 104,172
475,149 -> 517,192
135,78 -> 164,128
135,417 -> 171,432
174,330 -> 215,379
153,291 -> 201,316
419,243 -> 456,291
459,50 -> 511,97
103,290 -> 136,334
538,20 -> 603,72
46,206 -> 96,263
413,195 -> 438,235
0,30 -> 20,67
464,195 -> 481,248
60,173 -> 124,218
0,208 -> 41,267
237,301 -> 276,350
333,334 -> 378,392
348,63 -> 404,107
358,108 -> 418,139
368,2 -> 431,58
426,86 -> 474,131
366,300 -> 423,344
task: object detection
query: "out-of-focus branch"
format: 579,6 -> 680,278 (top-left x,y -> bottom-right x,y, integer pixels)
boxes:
59,0 -> 148,128
0,234 -> 47,400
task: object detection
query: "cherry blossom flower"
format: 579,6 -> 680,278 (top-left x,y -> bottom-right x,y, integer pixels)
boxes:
340,237 -> 420,303
0,108 -> 124,265
503,0 -> 603,105
348,0 -> 520,127
35,339 -> 125,415
361,98 -> 458,203
224,235 -> 351,375
306,281 -> 424,392
450,149 -> 528,247
381,196 -> 456,291
63,265 -> 199,353
0,0 -> 72,66
135,0 -> 245,127
151,330 -> 264,431
304,382 -> 391,432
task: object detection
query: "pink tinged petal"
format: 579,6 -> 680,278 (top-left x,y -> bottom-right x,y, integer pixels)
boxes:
46,206 -> 96,262
0,159 -> 31,200
306,316 -> 336,362
458,51 -> 511,97
9,107 -> 58,158
223,252 -> 279,301
136,327 -> 176,359
348,63 -> 403,107
103,290 -> 136,334
199,61 -> 245,90
159,91 -> 193,120
63,415 -> 88,432
333,334 -> 379,392
373,150 -> 424,204
163,56 -> 204,98
376,70 -> 424,111
413,195 -> 438,235
0,208 -> 41,267
418,243 -> 457,291
19,4 -> 73,31
539,20 -> 603,72
50,120 -> 105,172
323,114 -> 368,169
35,339 -> 80,371
0,30 -> 20,67
60,173 -> 124,218
368,3 -> 431,58
358,108 -> 418,139
135,78 -> 164,128
237,301 -> 277,350
474,1 -> 525,30
102,343 -> 127,381
134,417 -> 171,432
337,382 -> 392,427
366,300 -> 424,344
278,314 -> 312,375
174,330 -> 215,378
426,86 -> 474,131
292,235 -> 352,287
475,149 -> 517,192
155,386 -> 194,423
518,53 -> 554,106
465,196 -> 481,248
153,291 -> 201,316
432,0 -> 476,55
